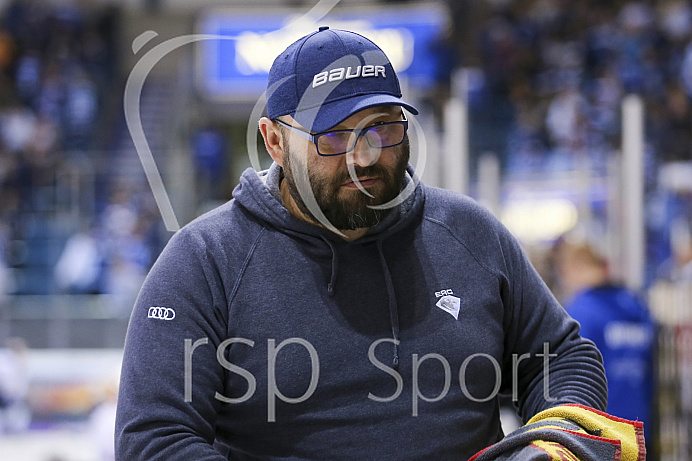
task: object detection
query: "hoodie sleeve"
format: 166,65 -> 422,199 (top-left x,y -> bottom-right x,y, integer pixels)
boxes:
115,228 -> 230,461
496,224 -> 608,422
423,187 -> 607,420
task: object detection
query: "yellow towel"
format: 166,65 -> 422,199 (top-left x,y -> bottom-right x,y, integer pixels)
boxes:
526,404 -> 646,461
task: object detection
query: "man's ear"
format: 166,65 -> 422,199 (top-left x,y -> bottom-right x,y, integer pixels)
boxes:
259,117 -> 284,167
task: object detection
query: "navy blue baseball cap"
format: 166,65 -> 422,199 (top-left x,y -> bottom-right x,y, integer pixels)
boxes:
266,26 -> 418,133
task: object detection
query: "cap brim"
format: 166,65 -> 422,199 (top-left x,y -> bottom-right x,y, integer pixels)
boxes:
292,94 -> 418,133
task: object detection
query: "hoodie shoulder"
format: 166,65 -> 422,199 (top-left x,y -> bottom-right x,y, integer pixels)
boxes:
420,184 -> 542,288
421,186 -> 512,262
172,198 -> 267,276
422,185 -> 498,224
186,194 -> 266,239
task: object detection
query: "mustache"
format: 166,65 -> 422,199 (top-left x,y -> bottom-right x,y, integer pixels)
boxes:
338,164 -> 391,183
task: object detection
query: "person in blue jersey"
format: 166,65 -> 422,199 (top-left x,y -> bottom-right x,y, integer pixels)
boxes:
557,240 -> 655,445
115,27 -> 635,461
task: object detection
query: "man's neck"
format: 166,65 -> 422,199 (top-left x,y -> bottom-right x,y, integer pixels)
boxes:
279,178 -> 368,241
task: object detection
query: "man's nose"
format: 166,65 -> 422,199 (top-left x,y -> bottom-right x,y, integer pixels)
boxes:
347,136 -> 381,168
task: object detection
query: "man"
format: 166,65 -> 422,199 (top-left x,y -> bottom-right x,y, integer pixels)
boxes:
116,27 -> 615,460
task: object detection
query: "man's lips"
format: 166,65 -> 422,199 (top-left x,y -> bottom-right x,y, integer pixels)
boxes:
341,177 -> 379,188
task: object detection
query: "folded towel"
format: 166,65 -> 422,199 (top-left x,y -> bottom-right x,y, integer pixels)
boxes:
469,404 -> 646,461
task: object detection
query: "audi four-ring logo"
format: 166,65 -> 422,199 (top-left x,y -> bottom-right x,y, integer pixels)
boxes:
148,306 -> 175,320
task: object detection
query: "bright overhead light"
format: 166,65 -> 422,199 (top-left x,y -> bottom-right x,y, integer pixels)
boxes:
501,198 -> 579,243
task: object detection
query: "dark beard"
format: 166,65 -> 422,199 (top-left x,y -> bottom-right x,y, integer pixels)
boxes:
282,137 -> 410,230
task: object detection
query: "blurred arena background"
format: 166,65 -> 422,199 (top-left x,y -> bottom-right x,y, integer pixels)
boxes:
0,0 -> 691,459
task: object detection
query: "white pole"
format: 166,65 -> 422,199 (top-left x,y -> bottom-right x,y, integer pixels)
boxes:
442,68 -> 469,195
606,153 -> 622,282
420,115 -> 441,188
621,94 -> 645,290
478,151 -> 501,217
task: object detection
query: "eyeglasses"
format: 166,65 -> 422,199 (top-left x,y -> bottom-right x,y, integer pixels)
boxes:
274,114 -> 408,157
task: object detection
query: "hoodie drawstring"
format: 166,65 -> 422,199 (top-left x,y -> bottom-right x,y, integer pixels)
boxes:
321,237 -> 401,368
322,237 -> 339,297
377,240 -> 400,368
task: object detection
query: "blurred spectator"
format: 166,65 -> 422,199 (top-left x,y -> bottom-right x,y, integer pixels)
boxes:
0,220 -> 10,301
99,186 -> 152,312
656,82 -> 692,163
478,14 -> 523,93
0,26 -> 14,72
545,85 -> 588,150
616,2 -> 657,93
584,63 -> 622,142
14,50 -> 42,105
664,243 -> 692,280
101,226 -> 150,313
556,240 -> 655,447
656,217 -> 692,281
658,0 -> 692,44
63,65 -> 98,149
0,337 -> 31,433
36,61 -> 64,126
0,102 -> 36,153
101,186 -> 138,241
54,225 -> 103,294
89,376 -> 118,461
681,40 -> 692,95
192,125 -> 226,201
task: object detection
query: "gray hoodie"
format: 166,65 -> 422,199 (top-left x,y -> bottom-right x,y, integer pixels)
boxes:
115,164 -> 607,460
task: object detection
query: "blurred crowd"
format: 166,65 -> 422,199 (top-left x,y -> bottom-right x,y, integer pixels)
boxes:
445,0 -> 692,174
0,1 -> 165,303
0,0 -> 116,211
442,0 -> 692,283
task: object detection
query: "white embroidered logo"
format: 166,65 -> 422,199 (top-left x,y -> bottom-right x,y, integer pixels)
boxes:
312,65 -> 386,88
435,289 -> 460,320
148,306 -> 175,320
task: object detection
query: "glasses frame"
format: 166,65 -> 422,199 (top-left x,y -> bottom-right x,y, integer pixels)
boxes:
273,113 -> 408,157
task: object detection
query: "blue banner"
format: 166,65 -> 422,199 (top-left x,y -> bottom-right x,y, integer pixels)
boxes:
195,4 -> 449,101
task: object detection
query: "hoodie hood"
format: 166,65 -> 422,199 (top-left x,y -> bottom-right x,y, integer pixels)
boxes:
232,162 -> 424,244
232,162 -> 425,366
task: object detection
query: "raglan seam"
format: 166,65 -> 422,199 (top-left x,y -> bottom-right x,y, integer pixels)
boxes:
424,216 -> 503,284
228,225 -> 268,306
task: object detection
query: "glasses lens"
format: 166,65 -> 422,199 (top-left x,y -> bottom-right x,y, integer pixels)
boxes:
317,131 -> 356,156
365,123 -> 406,148
315,121 -> 407,156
